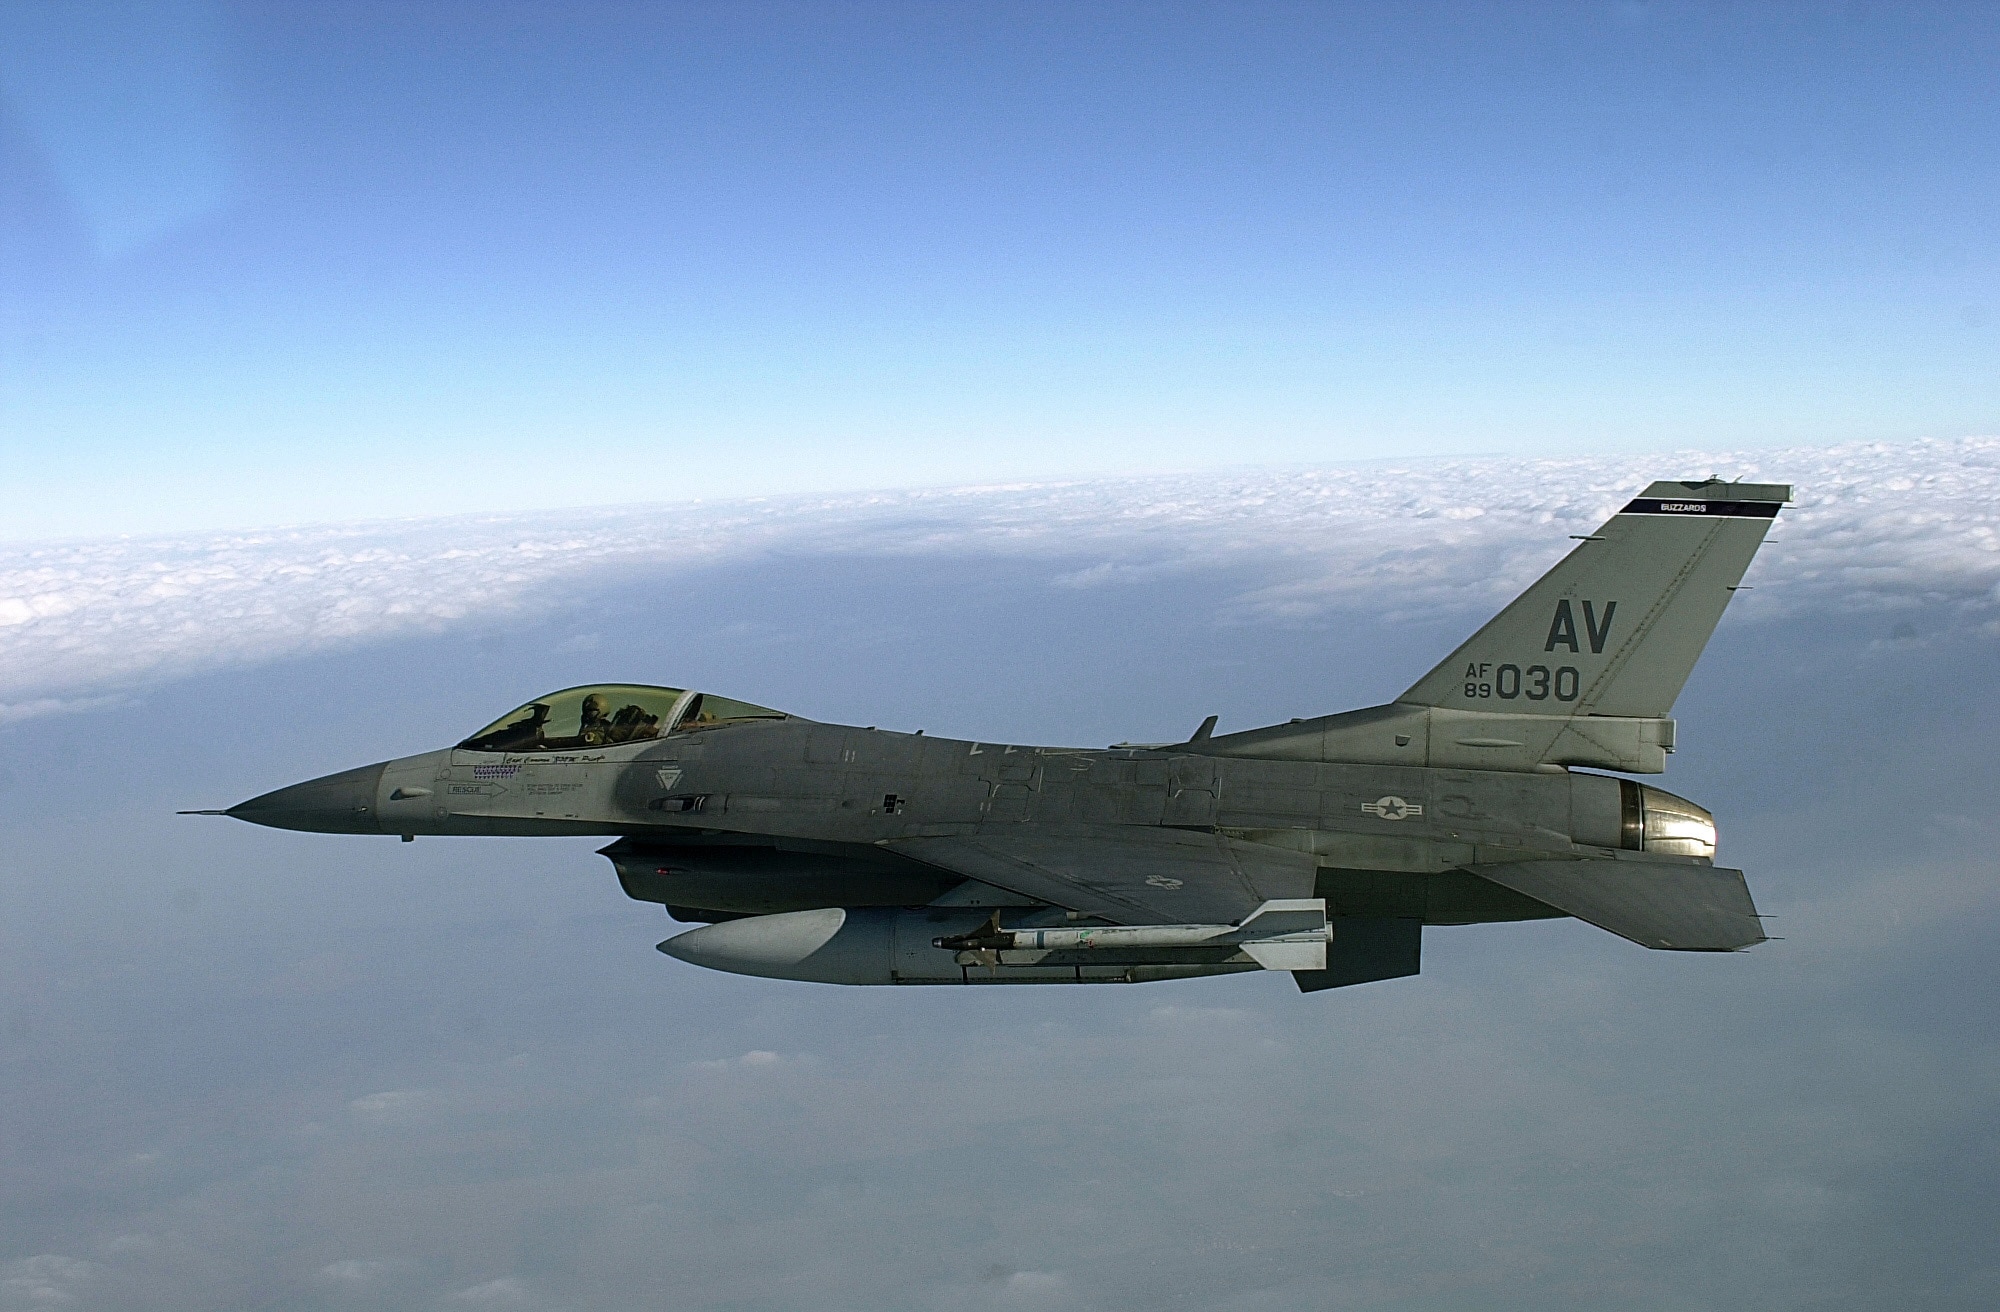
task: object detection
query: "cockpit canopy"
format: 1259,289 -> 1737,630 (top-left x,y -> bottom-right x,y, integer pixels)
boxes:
456,684 -> 786,753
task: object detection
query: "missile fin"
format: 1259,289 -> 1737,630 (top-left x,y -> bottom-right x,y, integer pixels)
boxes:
1242,939 -> 1328,971
1217,898 -> 1327,941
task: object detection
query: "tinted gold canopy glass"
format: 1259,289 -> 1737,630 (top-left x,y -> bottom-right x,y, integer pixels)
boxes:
457,685 -> 784,753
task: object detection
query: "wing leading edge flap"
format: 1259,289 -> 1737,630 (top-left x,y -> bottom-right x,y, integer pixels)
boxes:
1465,859 -> 1765,952
889,825 -> 1318,926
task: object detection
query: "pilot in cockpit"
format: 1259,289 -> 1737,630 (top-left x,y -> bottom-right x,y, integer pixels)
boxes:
579,694 -> 664,746
608,702 -> 661,742
456,685 -> 772,755
578,693 -> 615,746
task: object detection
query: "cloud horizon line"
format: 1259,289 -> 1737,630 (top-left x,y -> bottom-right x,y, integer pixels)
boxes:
2,437 -> 1995,720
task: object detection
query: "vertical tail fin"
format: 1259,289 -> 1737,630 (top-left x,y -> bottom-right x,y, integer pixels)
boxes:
1398,479 -> 1789,717
1204,479 -> 1789,774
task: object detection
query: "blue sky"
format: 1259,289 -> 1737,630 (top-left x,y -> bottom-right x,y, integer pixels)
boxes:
3,2 -> 1998,538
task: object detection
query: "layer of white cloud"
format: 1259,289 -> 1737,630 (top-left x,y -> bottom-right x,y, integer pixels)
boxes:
2,438 -> 1994,717
0,1254 -> 99,1309
345,1088 -> 440,1122
689,1049 -> 788,1072
448,1277 -> 535,1306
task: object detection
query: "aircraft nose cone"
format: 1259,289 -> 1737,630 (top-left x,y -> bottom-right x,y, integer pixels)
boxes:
228,762 -> 389,834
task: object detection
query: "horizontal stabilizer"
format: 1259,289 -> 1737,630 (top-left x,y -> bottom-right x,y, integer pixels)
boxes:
1465,859 -> 1765,952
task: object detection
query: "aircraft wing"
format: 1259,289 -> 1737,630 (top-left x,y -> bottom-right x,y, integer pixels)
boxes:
890,825 -> 1318,925
1465,858 -> 1766,951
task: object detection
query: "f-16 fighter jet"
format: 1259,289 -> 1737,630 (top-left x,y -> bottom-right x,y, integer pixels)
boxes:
206,479 -> 1787,992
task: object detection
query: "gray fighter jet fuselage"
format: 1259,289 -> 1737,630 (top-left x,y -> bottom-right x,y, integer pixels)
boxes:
213,480 -> 1788,992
